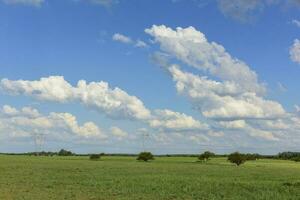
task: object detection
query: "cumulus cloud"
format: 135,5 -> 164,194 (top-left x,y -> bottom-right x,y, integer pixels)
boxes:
0,105 -> 107,140
0,75 -> 209,134
146,25 -> 289,142
168,65 -> 285,120
290,39 -> 300,64
2,0 -> 44,6
110,126 -> 128,138
149,109 -> 209,131
135,39 -> 148,48
188,134 -> 210,144
218,120 -> 247,129
0,76 -> 151,121
145,25 -> 265,94
247,127 -> 279,141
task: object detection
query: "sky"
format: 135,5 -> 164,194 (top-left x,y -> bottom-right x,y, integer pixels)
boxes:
0,0 -> 300,154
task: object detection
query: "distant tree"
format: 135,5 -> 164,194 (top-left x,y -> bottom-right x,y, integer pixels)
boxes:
100,153 -> 106,156
228,152 -> 246,166
291,157 -> 300,162
137,152 -> 154,162
58,149 -> 73,156
244,153 -> 260,161
198,151 -> 215,162
89,154 -> 101,160
278,152 -> 300,160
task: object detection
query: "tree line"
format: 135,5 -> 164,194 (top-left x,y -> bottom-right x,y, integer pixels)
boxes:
2,150 -> 300,165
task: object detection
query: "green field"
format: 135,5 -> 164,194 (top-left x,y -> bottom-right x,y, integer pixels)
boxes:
1,155 -> 300,200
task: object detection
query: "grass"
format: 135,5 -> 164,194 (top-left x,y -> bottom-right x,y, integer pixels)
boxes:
1,156 -> 300,199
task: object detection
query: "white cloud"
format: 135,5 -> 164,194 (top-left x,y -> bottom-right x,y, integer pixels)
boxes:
0,76 -> 73,102
110,126 -> 128,138
89,0 -> 118,7
149,109 -> 209,131
188,134 -> 210,144
207,130 -> 224,137
2,0 -> 44,6
217,0 -> 263,23
277,82 -> 287,92
2,105 -> 19,116
112,33 -> 132,44
218,120 -> 247,129
168,65 -> 285,120
49,112 -> 104,138
0,76 -> 151,121
145,25 -> 265,94
135,40 -> 148,48
290,39 -> 300,64
295,105 -> 300,113
113,33 -> 148,48
247,127 -> 279,141
0,76 -> 211,134
146,24 -> 290,142
292,19 -> 300,27
0,105 -> 107,140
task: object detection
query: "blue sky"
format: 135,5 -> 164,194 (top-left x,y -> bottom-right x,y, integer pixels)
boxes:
0,0 -> 300,154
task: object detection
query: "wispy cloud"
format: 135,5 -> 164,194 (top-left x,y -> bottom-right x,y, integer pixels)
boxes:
112,33 -> 148,48
2,0 -> 44,7
112,33 -> 132,44
289,39 -> 300,64
292,19 -> 300,27
277,82 -> 287,92
88,0 -> 118,8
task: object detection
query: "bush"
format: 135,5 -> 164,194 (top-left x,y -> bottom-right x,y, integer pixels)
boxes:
58,149 -> 73,156
228,152 -> 246,166
198,151 -> 215,162
278,152 -> 300,160
291,157 -> 300,162
244,153 -> 260,161
89,154 -> 101,160
137,152 -> 154,162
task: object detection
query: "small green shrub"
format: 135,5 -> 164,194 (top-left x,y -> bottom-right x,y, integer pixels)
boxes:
198,151 -> 215,162
228,152 -> 246,166
291,157 -> 300,162
58,149 -> 73,156
89,154 -> 101,160
137,152 -> 154,162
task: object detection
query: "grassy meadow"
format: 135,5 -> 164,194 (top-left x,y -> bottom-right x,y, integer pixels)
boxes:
1,155 -> 300,200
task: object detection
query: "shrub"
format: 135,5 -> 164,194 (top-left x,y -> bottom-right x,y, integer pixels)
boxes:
100,153 -> 105,156
228,152 -> 246,166
278,152 -> 300,160
89,154 -> 101,160
291,157 -> 300,162
198,151 -> 215,162
137,152 -> 154,162
58,149 -> 73,156
244,153 -> 260,161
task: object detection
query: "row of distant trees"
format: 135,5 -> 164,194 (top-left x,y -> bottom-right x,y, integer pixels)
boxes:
198,151 -> 260,166
4,149 -> 300,165
278,152 -> 300,162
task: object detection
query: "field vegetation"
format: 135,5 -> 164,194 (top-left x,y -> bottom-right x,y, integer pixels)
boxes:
1,154 -> 300,199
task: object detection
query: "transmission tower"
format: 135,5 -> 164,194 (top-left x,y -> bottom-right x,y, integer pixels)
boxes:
141,132 -> 149,152
32,131 -> 45,156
